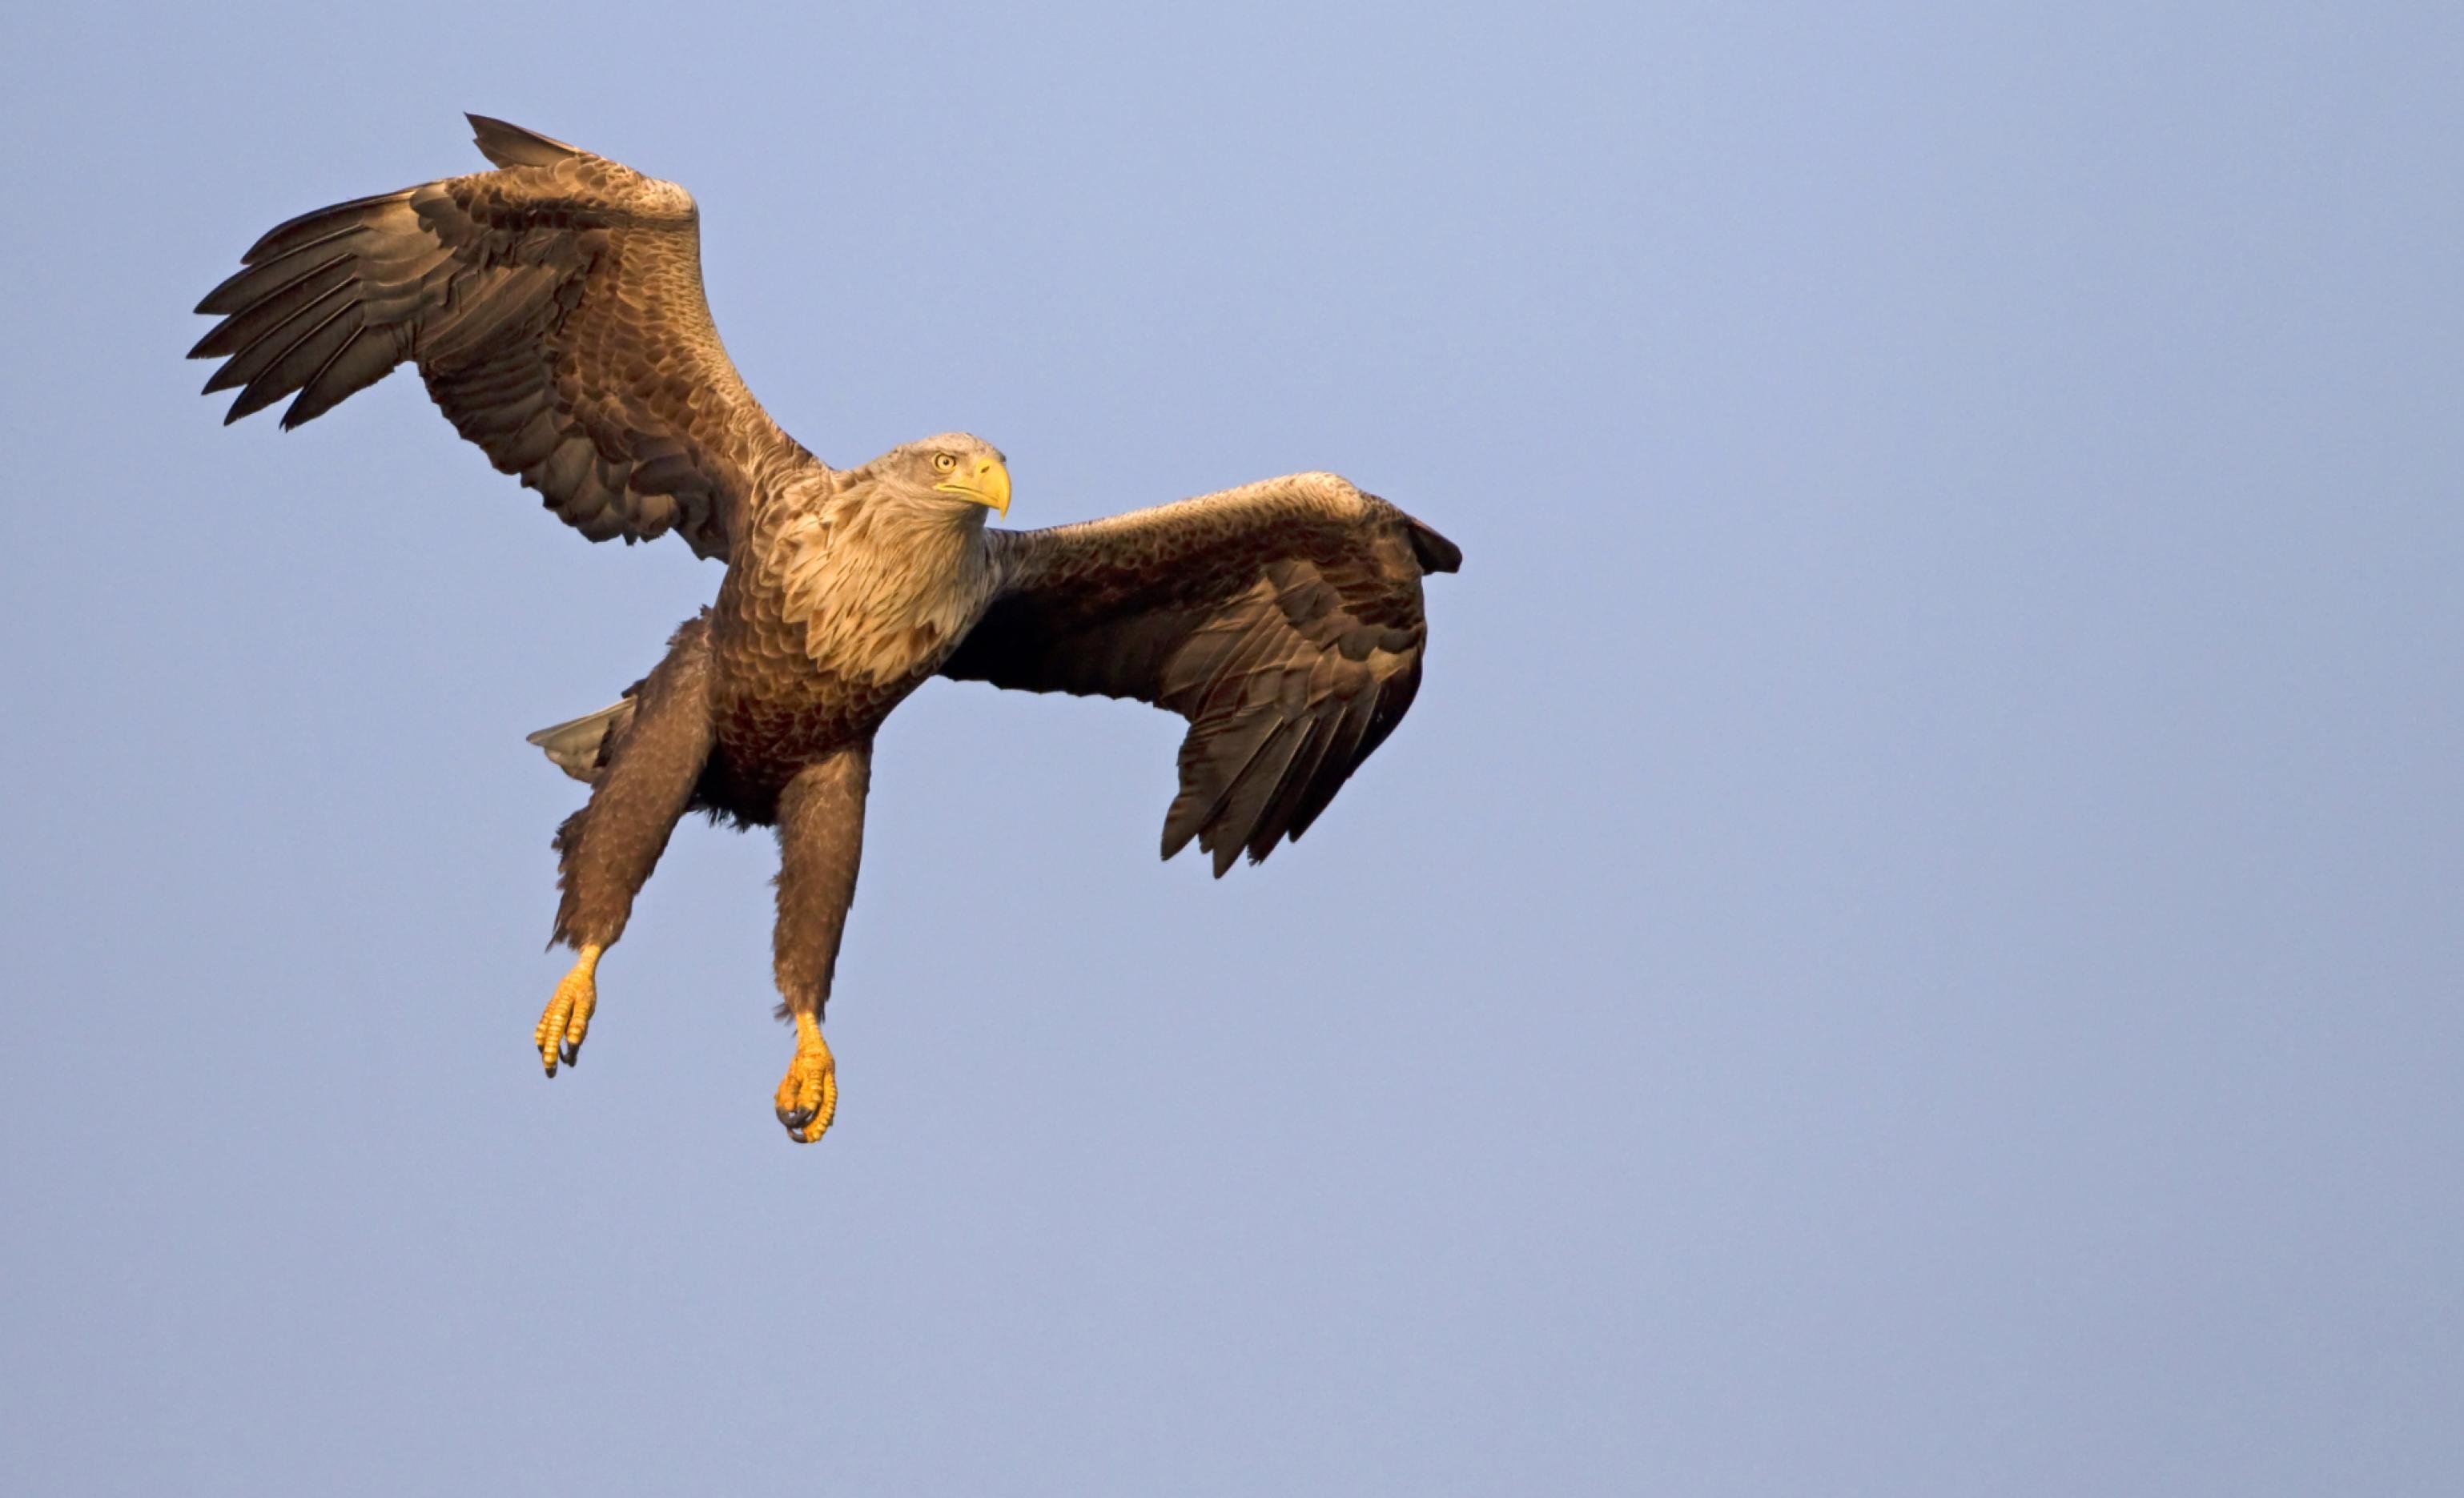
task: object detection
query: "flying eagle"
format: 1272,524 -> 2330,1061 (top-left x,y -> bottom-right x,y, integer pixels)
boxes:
191,116 -> 1461,1144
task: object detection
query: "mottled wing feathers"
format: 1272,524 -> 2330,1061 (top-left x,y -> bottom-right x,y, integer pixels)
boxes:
942,474 -> 1458,875
191,114 -> 804,560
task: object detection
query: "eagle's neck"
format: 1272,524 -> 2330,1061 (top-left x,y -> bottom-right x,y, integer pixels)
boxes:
758,481 -> 995,685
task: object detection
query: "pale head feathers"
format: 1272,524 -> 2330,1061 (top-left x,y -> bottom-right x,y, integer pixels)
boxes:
759,433 -> 1011,685
843,433 -> 1007,504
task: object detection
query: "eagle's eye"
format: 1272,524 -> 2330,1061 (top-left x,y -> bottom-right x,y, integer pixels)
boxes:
932,452 -> 959,473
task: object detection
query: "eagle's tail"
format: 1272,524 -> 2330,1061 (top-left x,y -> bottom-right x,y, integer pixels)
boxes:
525,699 -> 636,784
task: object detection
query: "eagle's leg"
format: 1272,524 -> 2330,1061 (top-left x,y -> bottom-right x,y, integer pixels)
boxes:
538,618 -> 716,1076
770,742 -> 873,1144
534,942 -> 602,1074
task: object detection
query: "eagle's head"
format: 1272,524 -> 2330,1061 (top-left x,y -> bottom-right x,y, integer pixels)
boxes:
864,432 -> 1011,522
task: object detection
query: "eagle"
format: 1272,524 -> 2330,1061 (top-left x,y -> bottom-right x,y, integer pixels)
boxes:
191,115 -> 1461,1145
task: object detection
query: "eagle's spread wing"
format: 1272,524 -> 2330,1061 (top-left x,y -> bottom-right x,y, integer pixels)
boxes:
941,473 -> 1461,875
190,114 -> 802,560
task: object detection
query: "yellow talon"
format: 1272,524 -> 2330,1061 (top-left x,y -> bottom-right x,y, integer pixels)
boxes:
534,943 -> 602,1076
773,1011 -> 838,1144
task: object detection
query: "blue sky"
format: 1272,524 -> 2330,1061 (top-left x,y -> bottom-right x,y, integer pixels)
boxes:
3,2 -> 2459,1493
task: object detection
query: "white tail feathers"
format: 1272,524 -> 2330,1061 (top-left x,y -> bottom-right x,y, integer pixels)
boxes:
525,700 -> 636,783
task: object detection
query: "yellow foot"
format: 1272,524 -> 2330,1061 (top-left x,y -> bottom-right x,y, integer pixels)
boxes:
773,1011 -> 839,1144
533,943 -> 602,1077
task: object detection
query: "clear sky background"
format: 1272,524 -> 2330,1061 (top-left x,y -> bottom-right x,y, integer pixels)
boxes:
2,2 -> 2458,1493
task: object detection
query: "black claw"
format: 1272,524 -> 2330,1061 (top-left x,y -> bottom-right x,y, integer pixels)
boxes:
778,1106 -> 813,1130
560,1041 -> 581,1066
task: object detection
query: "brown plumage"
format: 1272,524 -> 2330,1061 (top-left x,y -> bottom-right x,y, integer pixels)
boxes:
192,115 -> 1461,1145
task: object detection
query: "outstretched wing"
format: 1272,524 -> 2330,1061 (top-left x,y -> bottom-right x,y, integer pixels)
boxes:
941,473 -> 1461,875
190,114 -> 806,560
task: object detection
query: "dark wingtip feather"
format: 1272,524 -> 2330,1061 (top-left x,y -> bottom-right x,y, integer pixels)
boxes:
1244,714 -> 1341,862
1160,803 -> 1200,862
1407,516 -> 1462,574
195,260 -> 263,317
280,325 -> 396,428
1282,693 -> 1383,845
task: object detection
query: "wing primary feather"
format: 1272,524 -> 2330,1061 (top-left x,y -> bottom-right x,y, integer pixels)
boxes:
196,231 -> 364,316
227,299 -> 360,422
190,253 -> 355,359
1285,696 -> 1381,843
200,276 -> 358,395
1288,664 -> 1419,844
239,189 -> 414,264
283,325 -> 399,428
1160,785 -> 1204,861
219,297 -> 358,420
1198,714 -> 1310,875
1160,725 -> 1230,860
1229,725 -> 1313,867
1246,710 -> 1342,861
1353,660 -> 1425,768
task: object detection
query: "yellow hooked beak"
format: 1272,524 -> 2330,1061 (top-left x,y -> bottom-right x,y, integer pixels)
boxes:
935,455 -> 1011,517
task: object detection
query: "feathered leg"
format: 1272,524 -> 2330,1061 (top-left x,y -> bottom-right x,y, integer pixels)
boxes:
536,617 -> 716,1074
770,741 -> 872,1144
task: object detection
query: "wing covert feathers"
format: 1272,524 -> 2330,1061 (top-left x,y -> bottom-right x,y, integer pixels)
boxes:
191,115 -> 807,560
943,473 -> 1457,875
